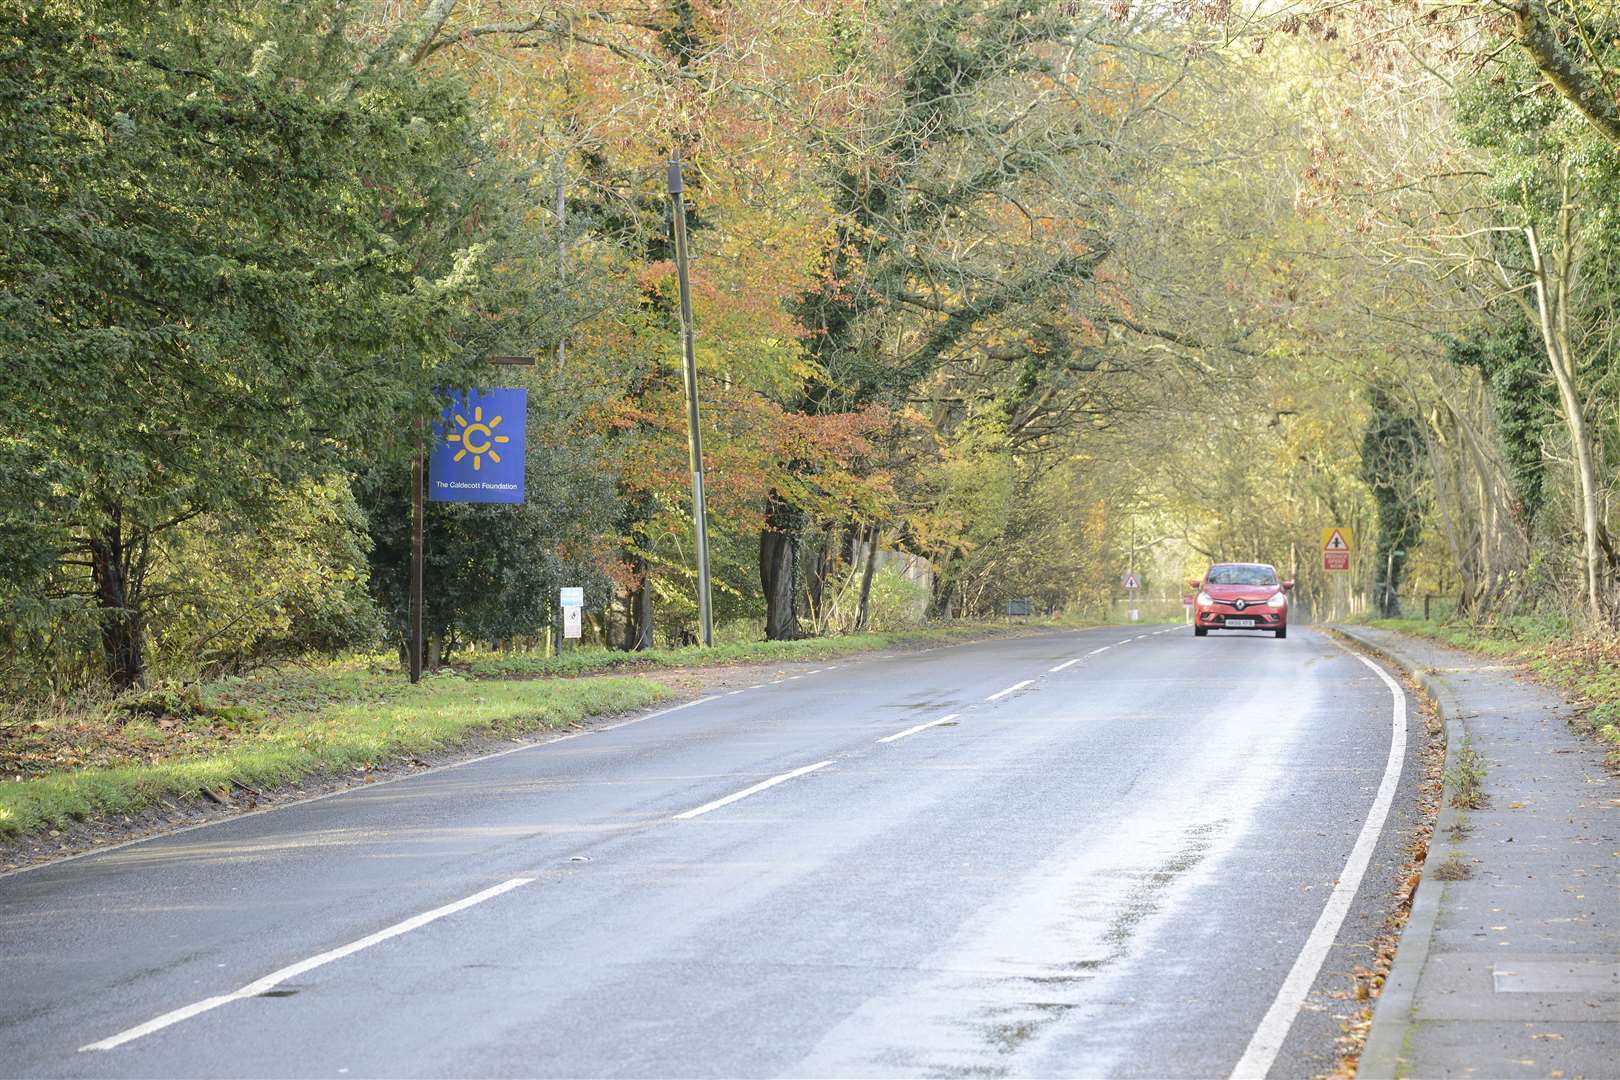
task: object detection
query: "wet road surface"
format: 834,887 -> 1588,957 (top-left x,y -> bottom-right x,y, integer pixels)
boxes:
0,625 -> 1423,1078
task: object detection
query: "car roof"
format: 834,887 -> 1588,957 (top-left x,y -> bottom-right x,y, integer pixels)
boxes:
1208,562 -> 1277,570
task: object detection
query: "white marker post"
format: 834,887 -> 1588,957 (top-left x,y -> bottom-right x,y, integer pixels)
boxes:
560,587 -> 584,647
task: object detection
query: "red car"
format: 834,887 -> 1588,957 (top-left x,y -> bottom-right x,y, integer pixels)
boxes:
1192,563 -> 1293,638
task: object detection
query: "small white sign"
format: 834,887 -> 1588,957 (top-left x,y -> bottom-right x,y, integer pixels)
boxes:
563,606 -> 582,639
559,587 -> 584,608
1128,608 -> 1140,622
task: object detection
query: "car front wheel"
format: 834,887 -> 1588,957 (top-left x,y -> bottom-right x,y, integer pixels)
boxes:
1275,626 -> 1287,639
1194,625 -> 1208,637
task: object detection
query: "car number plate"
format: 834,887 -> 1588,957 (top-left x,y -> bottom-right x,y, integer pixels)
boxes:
1225,618 -> 1256,628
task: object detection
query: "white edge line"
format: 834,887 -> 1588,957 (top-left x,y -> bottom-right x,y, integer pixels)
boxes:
1049,658 -> 1083,673
595,695 -> 719,732
1229,650 -> 1407,1079
673,761 -> 833,820
2,634 -> 1093,881
876,713 -> 961,744
80,877 -> 534,1051
985,679 -> 1034,702
2,685 -> 740,881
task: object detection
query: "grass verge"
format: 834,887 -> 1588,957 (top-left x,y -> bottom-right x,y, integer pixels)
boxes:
0,669 -> 666,839
462,619 -> 1084,679
1369,616 -> 1620,765
0,616 -> 1105,843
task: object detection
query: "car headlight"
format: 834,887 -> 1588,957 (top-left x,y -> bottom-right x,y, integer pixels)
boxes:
1197,592 -> 1213,606
1267,592 -> 1287,608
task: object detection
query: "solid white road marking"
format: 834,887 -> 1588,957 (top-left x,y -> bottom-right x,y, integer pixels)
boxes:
1229,651 -> 1407,1080
597,695 -> 720,732
876,714 -> 961,744
80,877 -> 535,1052
1049,658 -> 1083,673
674,761 -> 833,820
985,679 -> 1033,702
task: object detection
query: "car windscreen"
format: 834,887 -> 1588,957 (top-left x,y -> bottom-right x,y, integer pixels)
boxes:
1206,566 -> 1278,586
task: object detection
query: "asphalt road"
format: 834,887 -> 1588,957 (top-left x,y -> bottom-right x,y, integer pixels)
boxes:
0,625 -> 1424,1079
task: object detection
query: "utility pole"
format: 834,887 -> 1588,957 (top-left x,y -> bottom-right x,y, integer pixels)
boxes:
554,150 -> 567,369
1129,512 -> 1136,581
667,153 -> 714,647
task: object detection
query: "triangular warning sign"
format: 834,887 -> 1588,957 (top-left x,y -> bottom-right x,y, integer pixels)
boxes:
1326,530 -> 1347,550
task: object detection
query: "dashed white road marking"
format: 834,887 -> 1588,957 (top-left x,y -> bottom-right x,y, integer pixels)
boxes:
1230,650 -> 1407,1080
876,714 -> 961,744
985,679 -> 1033,702
1048,658 -> 1083,673
674,761 -> 833,820
80,877 -> 535,1051
1089,646 -> 1111,655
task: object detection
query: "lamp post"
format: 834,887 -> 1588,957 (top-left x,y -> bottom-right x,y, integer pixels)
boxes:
667,153 -> 714,647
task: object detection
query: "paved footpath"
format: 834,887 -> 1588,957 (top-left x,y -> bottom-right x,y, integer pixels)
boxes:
1341,626 -> 1619,1080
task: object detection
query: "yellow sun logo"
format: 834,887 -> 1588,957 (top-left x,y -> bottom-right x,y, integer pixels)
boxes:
445,405 -> 510,471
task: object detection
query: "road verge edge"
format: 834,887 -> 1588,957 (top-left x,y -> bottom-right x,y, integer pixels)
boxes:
1333,625 -> 1467,1080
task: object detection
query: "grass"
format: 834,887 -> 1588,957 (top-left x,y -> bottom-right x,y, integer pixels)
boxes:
461,619 -> 1086,679
1432,853 -> 1474,881
1446,743 -> 1488,810
1370,615 -> 1620,765
0,665 -> 666,839
0,614 -> 1120,842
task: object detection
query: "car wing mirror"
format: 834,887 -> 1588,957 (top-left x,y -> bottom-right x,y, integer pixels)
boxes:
1186,578 -> 1202,590
1282,579 -> 1295,591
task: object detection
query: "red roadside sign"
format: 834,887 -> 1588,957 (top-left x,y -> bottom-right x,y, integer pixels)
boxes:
1322,527 -> 1352,572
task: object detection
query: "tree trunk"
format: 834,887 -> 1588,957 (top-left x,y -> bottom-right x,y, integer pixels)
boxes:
620,555 -> 654,650
1526,222 -> 1606,624
759,493 -> 804,640
89,516 -> 147,691
854,524 -> 881,631
929,560 -> 957,619
804,525 -> 834,633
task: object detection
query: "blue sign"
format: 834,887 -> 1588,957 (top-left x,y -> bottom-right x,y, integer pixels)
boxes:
429,387 -> 526,504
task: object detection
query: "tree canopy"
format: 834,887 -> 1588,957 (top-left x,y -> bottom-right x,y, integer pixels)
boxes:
3,0 -> 1616,692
